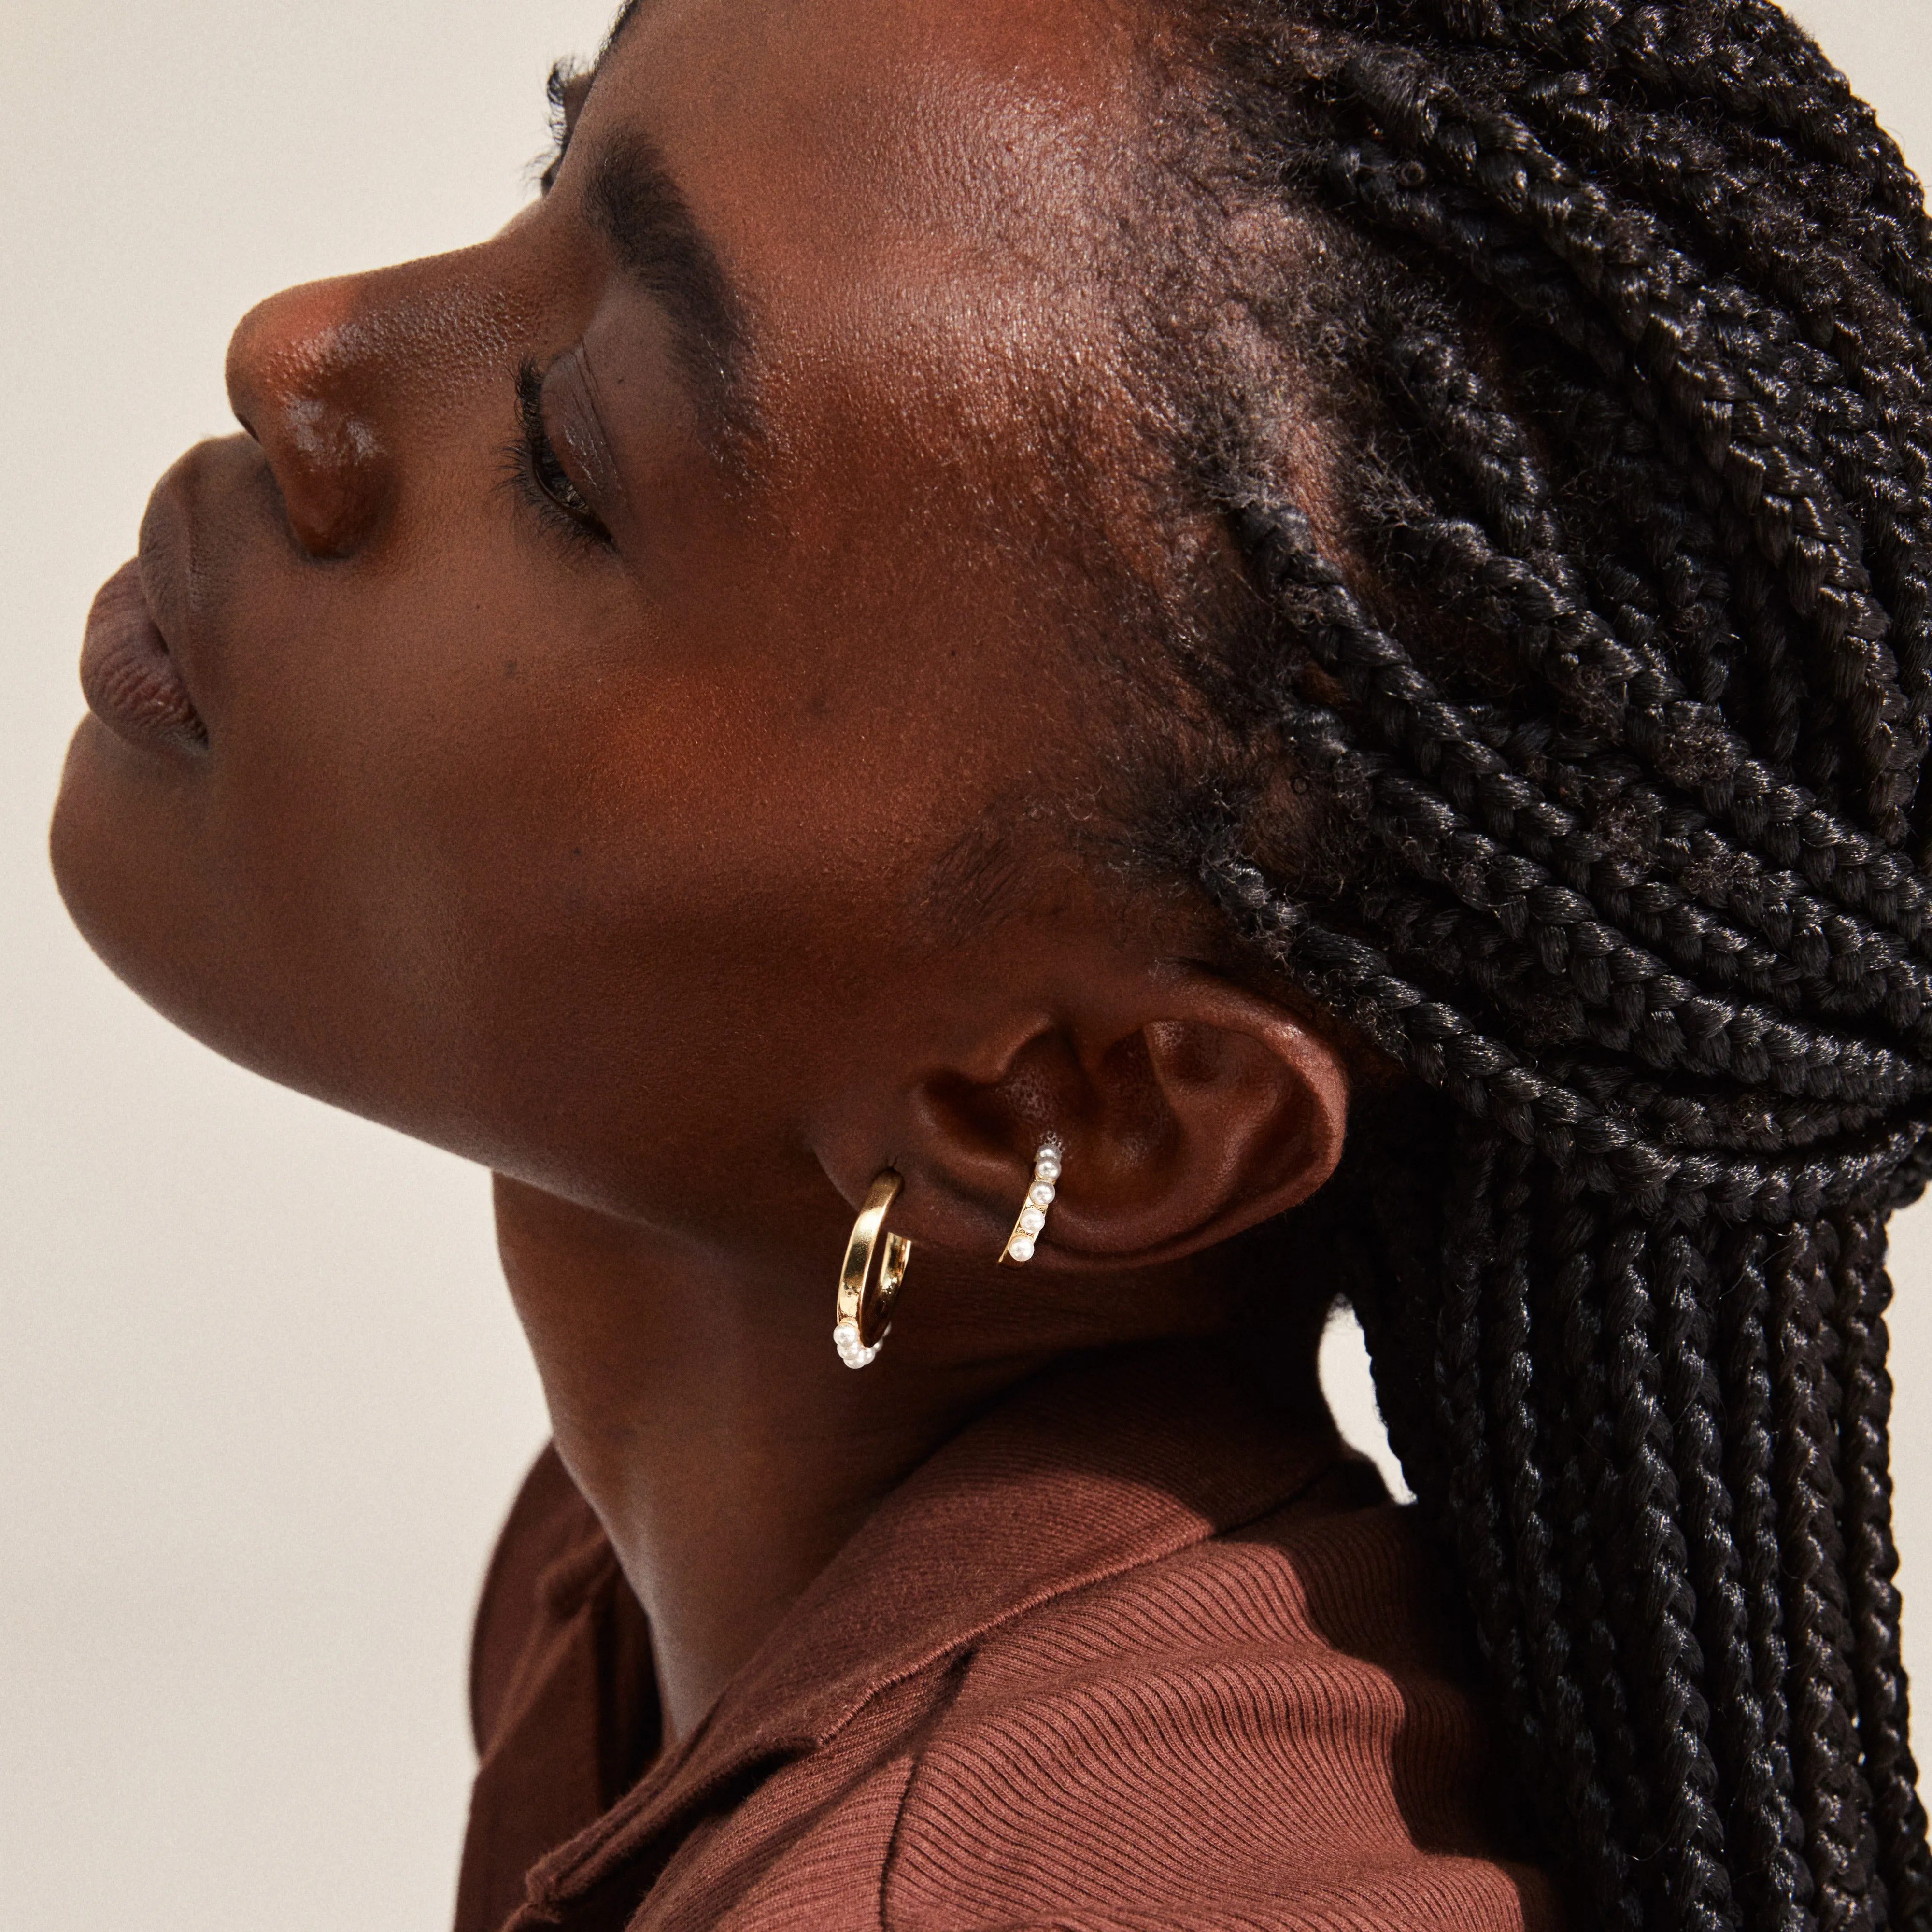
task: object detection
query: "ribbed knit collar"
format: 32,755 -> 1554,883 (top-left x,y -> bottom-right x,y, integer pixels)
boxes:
509,1336 -> 1343,1929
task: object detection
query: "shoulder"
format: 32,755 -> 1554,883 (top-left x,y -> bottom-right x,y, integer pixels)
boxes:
883,1465 -> 1569,1932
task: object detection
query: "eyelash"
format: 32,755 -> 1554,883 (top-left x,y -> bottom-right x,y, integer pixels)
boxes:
537,57 -> 586,195
502,359 -> 614,551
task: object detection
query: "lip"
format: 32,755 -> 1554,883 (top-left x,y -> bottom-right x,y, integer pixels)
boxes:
79,557 -> 208,756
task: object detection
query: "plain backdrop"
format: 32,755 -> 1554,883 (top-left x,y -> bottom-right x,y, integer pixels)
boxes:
1,3 -> 1927,1928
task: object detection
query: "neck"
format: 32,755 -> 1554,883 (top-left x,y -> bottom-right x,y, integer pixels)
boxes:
491,1174 -> 1303,1745
492,1175 -> 1048,1742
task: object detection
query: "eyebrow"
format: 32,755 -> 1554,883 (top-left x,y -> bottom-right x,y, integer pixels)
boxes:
584,134 -> 760,454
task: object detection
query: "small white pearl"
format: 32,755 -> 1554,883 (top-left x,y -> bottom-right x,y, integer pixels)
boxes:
1018,1206 -> 1046,1236
1035,1152 -> 1062,1183
833,1322 -> 858,1346
1028,1180 -> 1055,1209
1008,1235 -> 1036,1264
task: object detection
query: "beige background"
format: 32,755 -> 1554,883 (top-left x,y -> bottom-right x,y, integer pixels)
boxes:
0,3 -> 1925,1926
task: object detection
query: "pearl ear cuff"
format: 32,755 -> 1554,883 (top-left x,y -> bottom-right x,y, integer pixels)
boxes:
999,1143 -> 1062,1266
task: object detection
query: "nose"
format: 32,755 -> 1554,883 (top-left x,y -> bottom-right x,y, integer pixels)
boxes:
225,275 -> 397,558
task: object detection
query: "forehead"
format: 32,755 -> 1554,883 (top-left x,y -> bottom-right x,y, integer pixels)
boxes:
600,0 -> 1147,226
581,0 -> 1152,458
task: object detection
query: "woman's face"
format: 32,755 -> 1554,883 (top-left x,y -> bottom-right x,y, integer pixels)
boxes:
52,0 -> 1162,1243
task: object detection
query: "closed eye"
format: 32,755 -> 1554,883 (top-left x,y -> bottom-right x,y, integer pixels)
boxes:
502,358 -> 613,549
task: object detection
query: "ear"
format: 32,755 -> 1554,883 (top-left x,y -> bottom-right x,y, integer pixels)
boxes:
872,966 -> 1349,1273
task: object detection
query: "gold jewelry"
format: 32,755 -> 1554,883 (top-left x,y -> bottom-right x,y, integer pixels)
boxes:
999,1142 -> 1062,1266
834,1169 -> 911,1369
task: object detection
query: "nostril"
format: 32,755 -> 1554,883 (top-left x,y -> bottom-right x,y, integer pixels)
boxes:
242,391 -> 391,559
285,427 -> 388,559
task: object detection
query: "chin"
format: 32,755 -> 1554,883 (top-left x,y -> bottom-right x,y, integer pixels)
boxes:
51,715 -> 349,1110
52,716 -> 213,1020
50,714 -> 527,1181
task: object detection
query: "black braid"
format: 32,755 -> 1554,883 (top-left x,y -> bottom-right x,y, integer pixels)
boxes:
1718,1224 -> 1817,1929
1772,1219 -> 1882,1927
1114,2 -> 1932,1924
1835,1214 -> 1932,1922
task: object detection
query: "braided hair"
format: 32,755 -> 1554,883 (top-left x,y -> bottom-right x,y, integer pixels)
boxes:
1114,2 -> 1932,1925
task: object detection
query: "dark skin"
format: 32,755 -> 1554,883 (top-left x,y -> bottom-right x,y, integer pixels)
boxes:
51,0 -> 1351,1743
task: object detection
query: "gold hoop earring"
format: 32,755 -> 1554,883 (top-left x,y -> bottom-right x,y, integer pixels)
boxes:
834,1169 -> 911,1370
999,1141 -> 1062,1266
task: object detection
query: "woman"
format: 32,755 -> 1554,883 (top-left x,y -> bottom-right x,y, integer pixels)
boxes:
50,0 -> 1932,1926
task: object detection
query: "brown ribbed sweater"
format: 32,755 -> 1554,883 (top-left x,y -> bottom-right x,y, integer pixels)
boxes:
455,1344 -> 1567,1932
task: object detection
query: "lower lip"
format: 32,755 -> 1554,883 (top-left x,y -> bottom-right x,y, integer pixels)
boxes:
79,558 -> 207,754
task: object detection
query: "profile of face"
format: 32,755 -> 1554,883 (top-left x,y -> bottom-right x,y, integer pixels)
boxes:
51,0 -> 1349,1319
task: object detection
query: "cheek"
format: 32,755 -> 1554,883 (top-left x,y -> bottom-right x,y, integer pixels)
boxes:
53,507 -> 923,1218
53,541 -> 596,1143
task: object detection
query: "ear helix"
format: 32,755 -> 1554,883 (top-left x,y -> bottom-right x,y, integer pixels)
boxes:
999,1143 -> 1062,1266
